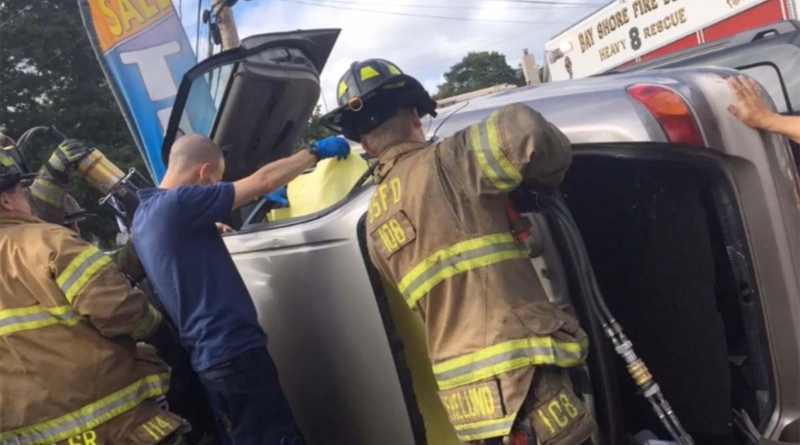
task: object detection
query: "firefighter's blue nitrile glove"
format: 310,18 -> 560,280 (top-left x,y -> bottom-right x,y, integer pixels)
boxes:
262,186 -> 288,207
309,136 -> 350,161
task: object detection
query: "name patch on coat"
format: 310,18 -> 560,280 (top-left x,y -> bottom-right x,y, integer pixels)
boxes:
371,210 -> 416,258
439,380 -> 505,425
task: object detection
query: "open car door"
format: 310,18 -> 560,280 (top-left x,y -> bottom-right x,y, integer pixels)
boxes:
162,29 -> 340,183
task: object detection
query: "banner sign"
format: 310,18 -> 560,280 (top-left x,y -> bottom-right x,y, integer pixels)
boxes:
79,0 -> 214,182
545,0 -> 770,81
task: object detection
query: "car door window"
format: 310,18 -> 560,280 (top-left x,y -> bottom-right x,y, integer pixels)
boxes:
738,64 -> 791,113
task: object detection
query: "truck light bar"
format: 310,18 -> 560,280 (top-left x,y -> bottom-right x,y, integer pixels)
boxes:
626,84 -> 705,148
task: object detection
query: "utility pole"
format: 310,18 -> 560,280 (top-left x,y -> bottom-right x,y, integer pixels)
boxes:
211,0 -> 240,50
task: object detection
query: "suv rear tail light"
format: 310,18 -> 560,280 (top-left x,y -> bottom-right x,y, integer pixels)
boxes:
627,84 -> 705,148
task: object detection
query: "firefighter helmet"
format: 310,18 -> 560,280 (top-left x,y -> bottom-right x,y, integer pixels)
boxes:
0,149 -> 36,193
320,59 -> 437,142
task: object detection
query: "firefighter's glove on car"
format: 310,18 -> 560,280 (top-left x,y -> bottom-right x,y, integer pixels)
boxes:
46,139 -> 91,184
263,186 -> 289,207
308,136 -> 350,161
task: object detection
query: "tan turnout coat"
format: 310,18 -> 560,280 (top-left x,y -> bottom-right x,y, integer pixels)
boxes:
0,212 -> 180,445
366,104 -> 592,443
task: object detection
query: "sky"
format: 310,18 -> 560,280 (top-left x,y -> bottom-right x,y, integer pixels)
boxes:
179,0 -> 605,111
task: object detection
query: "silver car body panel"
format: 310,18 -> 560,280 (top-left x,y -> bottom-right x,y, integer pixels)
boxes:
225,67 -> 800,444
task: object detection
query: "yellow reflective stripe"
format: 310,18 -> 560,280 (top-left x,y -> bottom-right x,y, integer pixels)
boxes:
0,305 -> 80,338
397,234 -> 526,307
385,63 -> 402,75
409,250 -> 528,307
433,336 -> 589,390
29,180 -> 64,207
132,305 -> 162,340
470,123 -> 508,190
453,413 -> 517,441
485,111 -> 522,185
469,111 -> 522,191
56,247 -> 112,303
0,373 -> 170,445
0,152 -> 14,166
398,234 -> 514,291
48,153 -> 66,171
360,65 -> 380,81
337,80 -> 348,99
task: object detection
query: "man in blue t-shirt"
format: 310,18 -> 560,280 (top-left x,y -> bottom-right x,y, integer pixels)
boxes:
132,134 -> 349,445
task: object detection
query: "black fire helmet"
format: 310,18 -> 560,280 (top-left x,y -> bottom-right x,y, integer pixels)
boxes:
320,59 -> 437,142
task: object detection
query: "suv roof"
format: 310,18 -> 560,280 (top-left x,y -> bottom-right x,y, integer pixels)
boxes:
606,20 -> 800,113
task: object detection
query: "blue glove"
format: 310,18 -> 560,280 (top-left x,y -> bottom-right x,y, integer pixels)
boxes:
262,186 -> 288,207
309,136 -> 350,161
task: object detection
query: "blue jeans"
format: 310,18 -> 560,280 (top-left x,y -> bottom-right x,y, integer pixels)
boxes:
198,347 -> 303,445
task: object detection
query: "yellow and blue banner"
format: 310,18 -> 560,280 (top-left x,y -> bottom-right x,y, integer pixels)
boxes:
78,0 -> 214,181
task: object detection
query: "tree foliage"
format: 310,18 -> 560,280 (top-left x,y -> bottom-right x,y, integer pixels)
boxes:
1,0 -> 146,246
296,105 -> 333,152
434,51 -> 523,100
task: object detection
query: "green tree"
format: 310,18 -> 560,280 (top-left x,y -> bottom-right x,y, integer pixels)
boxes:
434,51 -> 523,100
1,0 -> 145,246
295,105 -> 332,152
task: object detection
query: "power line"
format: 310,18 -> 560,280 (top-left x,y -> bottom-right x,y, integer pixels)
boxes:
2,39 -> 85,93
482,0 -> 604,4
0,0 -> 42,30
283,0 -> 597,9
195,0 -> 203,60
399,25 -> 524,67
404,27 -> 534,71
275,0 -> 573,24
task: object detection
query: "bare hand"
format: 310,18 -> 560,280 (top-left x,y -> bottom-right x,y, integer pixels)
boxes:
727,75 -> 776,130
216,222 -> 234,234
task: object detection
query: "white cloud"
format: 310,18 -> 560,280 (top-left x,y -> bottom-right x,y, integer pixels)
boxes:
183,0 -> 599,109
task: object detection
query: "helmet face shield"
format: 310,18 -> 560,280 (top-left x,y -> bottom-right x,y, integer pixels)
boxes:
321,59 -> 437,142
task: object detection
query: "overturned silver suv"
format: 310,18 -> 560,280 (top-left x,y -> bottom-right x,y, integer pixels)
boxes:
161,28 -> 800,445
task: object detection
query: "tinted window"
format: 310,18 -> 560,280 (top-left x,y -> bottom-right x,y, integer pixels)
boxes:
739,64 -> 790,112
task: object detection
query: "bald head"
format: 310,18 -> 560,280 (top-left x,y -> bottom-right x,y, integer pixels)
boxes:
162,134 -> 225,187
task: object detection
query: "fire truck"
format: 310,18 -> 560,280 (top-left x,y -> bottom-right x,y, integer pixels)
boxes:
544,0 -> 799,81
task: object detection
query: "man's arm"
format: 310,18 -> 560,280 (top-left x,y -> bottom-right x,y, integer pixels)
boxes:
728,75 -> 800,144
28,140 -> 93,224
232,150 -> 317,210
48,227 -> 161,339
231,136 -> 350,210
440,103 -> 571,196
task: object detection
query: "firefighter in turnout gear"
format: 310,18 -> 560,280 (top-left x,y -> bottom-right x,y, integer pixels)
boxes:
0,150 -> 186,445
0,134 -> 220,444
1,134 -> 132,261
321,60 -> 597,445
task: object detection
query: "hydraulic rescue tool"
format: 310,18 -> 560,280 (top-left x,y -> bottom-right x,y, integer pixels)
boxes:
537,191 -> 696,445
9,125 -> 147,228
